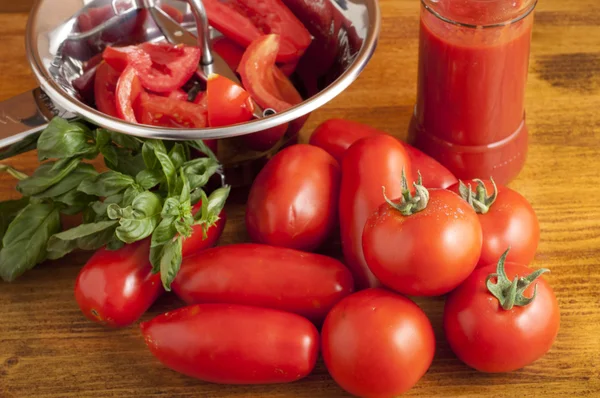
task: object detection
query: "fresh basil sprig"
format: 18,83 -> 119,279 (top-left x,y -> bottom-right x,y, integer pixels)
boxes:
0,117 -> 229,285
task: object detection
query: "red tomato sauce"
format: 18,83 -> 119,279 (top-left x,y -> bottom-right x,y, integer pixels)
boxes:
409,1 -> 536,184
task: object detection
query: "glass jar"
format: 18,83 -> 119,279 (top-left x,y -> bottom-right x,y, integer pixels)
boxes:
408,0 -> 537,184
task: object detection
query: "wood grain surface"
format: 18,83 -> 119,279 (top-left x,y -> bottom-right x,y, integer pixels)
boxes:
1,0 -> 600,397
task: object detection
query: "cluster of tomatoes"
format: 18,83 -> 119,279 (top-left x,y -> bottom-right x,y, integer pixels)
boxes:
72,118 -> 560,397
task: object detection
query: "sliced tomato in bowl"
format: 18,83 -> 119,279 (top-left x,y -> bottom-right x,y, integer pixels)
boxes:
94,62 -> 121,118
212,36 -> 246,71
207,74 -> 255,127
115,66 -> 144,123
137,92 -> 207,128
166,89 -> 189,102
134,43 -> 201,93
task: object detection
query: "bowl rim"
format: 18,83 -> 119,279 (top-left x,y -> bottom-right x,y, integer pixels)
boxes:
26,0 -> 381,140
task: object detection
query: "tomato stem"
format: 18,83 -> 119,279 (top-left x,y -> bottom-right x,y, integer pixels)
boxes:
382,169 -> 430,216
485,248 -> 550,310
458,178 -> 498,214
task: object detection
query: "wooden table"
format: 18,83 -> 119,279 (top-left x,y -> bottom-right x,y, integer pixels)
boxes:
1,0 -> 600,397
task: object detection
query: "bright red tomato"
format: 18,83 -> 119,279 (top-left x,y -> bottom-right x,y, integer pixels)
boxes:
137,92 -> 207,128
115,66 -> 143,122
309,119 -> 458,188
165,89 -> 189,102
246,145 -> 340,251
212,36 -> 245,71
172,243 -> 353,323
207,74 -> 255,127
448,179 -> 540,267
74,239 -> 163,328
444,255 -> 559,372
134,43 -> 200,93
141,304 -> 319,383
322,288 -> 435,398
102,45 -> 151,73
363,187 -> 482,296
181,202 -> 227,258
339,135 -> 412,289
94,62 -> 120,118
203,0 -> 312,63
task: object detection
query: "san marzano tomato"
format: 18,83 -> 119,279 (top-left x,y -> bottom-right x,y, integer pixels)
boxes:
444,250 -> 559,372
141,304 -> 319,383
74,239 -> 163,328
322,288 -> 435,398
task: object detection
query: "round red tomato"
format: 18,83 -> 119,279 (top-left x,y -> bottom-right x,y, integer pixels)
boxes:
339,134 -> 412,289
141,304 -> 319,384
444,253 -> 559,372
447,179 -> 540,267
207,74 -> 254,127
172,243 -> 354,323
246,144 -> 340,251
322,288 -> 435,398
363,185 -> 482,296
74,239 -> 163,328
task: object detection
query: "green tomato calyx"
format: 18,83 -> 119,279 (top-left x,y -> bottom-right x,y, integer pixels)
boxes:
458,178 -> 498,214
486,248 -> 550,310
383,168 -> 429,216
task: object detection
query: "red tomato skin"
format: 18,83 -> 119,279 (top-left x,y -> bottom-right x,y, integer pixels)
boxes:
140,304 -> 319,384
115,66 -> 143,122
246,145 -> 340,251
309,119 -> 457,189
172,243 -> 354,323
444,262 -> 560,372
136,43 -> 201,93
138,92 -> 207,128
166,89 -> 189,102
339,135 -> 412,290
448,180 -> 540,267
322,288 -> 435,398
207,74 -> 255,127
212,36 -> 245,71
74,239 -> 163,328
102,45 -> 151,73
94,62 -> 120,118
181,205 -> 227,259
363,189 -> 482,296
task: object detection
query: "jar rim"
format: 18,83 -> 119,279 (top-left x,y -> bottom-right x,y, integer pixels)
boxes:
421,0 -> 538,29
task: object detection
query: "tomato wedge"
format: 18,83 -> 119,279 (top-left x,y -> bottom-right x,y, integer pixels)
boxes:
212,36 -> 245,71
166,89 -> 189,102
134,43 -> 201,93
115,66 -> 144,123
94,62 -> 120,118
103,45 -> 151,73
203,0 -> 311,63
137,92 -> 207,128
207,74 -> 255,127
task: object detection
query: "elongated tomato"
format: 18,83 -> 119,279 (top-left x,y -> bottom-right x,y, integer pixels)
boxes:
74,239 -> 163,328
246,145 -> 340,251
172,244 -> 354,323
141,304 -> 319,384
340,135 -> 411,289
181,202 -> 227,258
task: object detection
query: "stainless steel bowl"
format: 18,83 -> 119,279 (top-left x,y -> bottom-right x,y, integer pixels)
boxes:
0,0 -> 380,159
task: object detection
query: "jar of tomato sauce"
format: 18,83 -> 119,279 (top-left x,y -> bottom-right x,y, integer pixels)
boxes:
408,0 -> 537,184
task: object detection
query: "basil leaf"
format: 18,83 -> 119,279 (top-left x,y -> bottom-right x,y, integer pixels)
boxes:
111,131 -> 142,151
17,157 -> 82,196
188,140 -> 217,162
46,220 -> 117,260
108,191 -> 162,243
0,203 -> 60,282
136,169 -> 163,190
0,198 -> 30,250
122,185 -> 144,207
182,157 -> 220,192
56,190 -> 97,215
193,189 -> 210,223
169,143 -> 186,170
206,186 -> 230,221
106,236 -> 125,251
0,164 -> 29,180
99,143 -> 118,166
159,237 -> 183,291
78,171 -> 135,197
37,118 -> 95,161
94,129 -> 111,149
105,148 -> 146,177
151,215 -> 177,247
148,140 -> 177,195
33,163 -> 97,200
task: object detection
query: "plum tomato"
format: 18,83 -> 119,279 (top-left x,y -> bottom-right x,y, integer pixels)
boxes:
448,179 -> 540,267
172,243 -> 354,323
362,174 -> 482,296
339,135 -> 412,289
322,288 -> 435,398
141,304 -> 319,384
246,144 -> 340,251
74,239 -> 163,328
444,250 -> 560,372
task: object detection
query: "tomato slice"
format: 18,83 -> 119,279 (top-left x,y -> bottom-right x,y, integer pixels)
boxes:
212,36 -> 246,71
166,89 -> 189,102
207,74 -> 255,127
103,46 -> 152,73
94,62 -> 120,118
116,66 -> 144,123
203,0 -> 311,63
134,43 -> 201,93
238,34 -> 303,112
137,92 -> 207,128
